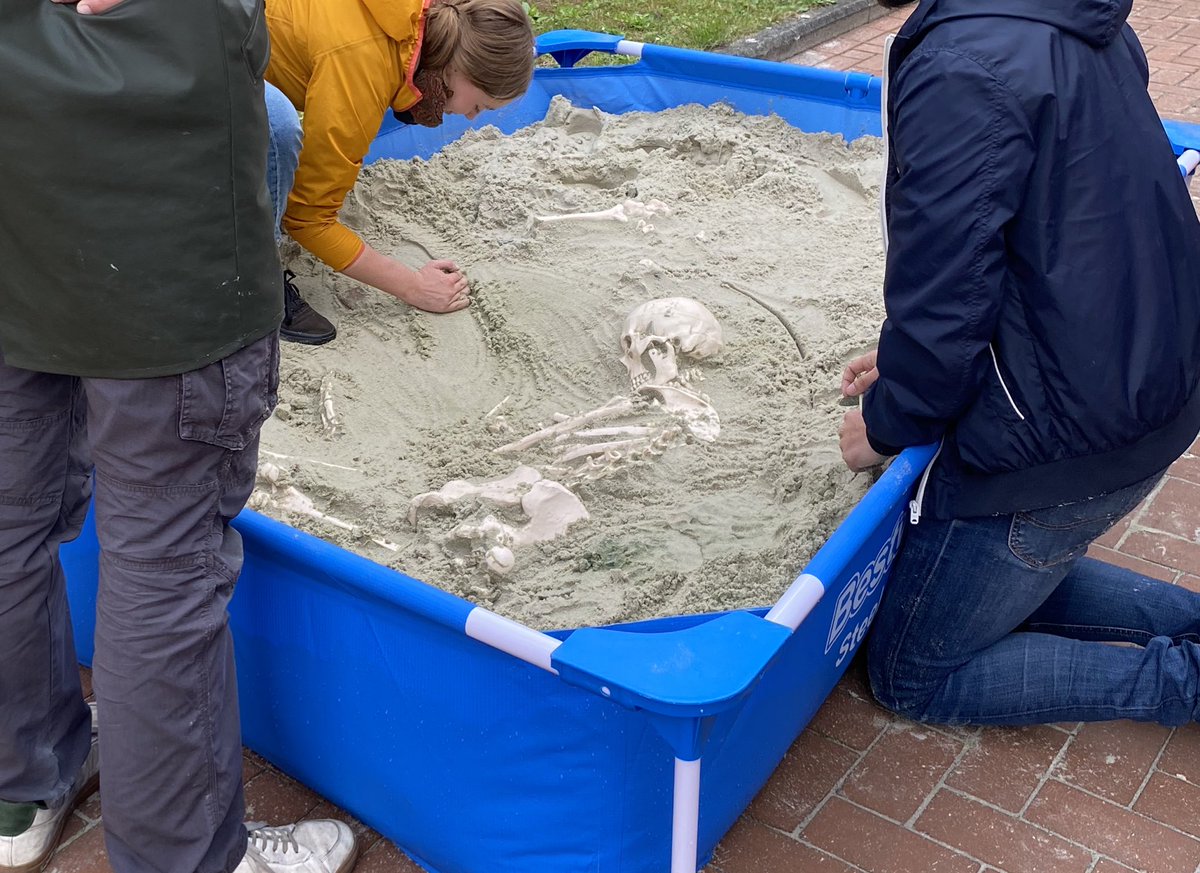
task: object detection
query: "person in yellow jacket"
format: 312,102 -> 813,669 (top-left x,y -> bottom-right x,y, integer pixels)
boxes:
264,0 -> 536,344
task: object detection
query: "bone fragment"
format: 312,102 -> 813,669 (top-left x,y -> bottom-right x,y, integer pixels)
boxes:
450,515 -> 513,547
512,480 -> 588,545
319,373 -> 341,435
256,461 -> 284,487
441,479 -> 589,576
555,425 -> 657,441
534,199 -> 670,225
555,437 -> 654,465
536,204 -> 628,224
485,546 -> 515,575
639,384 -> 721,442
407,465 -> 543,525
494,396 -> 636,454
484,395 -> 511,419
277,486 -> 356,531
260,450 -> 360,473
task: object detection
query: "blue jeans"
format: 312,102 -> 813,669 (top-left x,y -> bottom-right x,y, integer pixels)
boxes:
869,471 -> 1200,726
264,82 -> 302,243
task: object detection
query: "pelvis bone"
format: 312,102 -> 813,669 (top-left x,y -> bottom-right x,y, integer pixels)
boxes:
408,465 -> 589,576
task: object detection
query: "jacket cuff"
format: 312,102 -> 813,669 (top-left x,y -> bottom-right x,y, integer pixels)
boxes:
866,431 -> 903,457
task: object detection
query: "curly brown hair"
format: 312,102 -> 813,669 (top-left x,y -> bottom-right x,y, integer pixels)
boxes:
422,0 -> 535,101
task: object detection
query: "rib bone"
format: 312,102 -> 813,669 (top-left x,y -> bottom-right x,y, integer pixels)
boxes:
494,396 -> 636,454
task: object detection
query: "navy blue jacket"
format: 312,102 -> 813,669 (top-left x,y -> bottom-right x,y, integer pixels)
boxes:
863,0 -> 1200,518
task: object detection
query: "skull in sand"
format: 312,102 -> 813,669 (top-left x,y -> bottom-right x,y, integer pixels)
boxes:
619,297 -> 723,390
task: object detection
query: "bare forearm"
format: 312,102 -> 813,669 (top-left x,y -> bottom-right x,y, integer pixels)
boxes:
341,244 -> 418,301
341,243 -> 470,314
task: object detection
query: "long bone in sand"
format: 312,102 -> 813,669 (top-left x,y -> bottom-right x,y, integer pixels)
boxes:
534,198 -> 670,231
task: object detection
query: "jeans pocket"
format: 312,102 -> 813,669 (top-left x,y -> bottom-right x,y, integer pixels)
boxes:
178,333 -> 278,451
1007,473 -> 1162,569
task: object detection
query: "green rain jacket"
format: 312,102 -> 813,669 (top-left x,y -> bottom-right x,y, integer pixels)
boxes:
0,0 -> 282,378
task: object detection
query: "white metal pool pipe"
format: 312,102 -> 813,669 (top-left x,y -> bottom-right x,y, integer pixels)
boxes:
463,607 -> 562,673
764,572 -> 826,631
671,758 -> 702,873
1180,150 -> 1200,178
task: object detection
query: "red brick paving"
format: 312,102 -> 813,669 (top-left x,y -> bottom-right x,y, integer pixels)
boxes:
45,3 -> 1200,871
787,0 -> 1200,128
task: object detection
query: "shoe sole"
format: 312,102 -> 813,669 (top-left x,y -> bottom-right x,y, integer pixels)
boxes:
279,328 -> 337,346
4,772 -> 100,873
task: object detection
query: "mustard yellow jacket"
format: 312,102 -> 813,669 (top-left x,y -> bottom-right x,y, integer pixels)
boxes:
266,0 -> 429,270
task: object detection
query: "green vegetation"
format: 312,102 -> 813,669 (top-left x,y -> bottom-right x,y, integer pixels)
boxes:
525,0 -> 833,54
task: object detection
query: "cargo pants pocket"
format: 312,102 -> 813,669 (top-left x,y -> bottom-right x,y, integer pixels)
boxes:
178,332 -> 278,451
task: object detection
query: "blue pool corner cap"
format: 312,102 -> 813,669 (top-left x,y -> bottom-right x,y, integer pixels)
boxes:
535,29 -> 626,68
551,611 -> 793,718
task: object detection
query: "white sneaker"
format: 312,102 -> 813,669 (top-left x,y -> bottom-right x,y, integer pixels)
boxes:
0,703 -> 100,873
234,820 -> 358,873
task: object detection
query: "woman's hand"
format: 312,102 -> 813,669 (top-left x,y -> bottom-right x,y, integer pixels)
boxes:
840,349 -> 879,399
405,260 -> 470,313
342,245 -> 470,314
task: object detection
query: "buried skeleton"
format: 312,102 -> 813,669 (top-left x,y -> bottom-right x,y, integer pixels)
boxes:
252,97 -> 888,631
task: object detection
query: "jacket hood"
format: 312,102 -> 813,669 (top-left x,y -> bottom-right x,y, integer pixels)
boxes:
360,0 -> 428,45
903,0 -> 1132,48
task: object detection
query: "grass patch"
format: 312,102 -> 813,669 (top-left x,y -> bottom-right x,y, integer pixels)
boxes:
527,0 -> 834,55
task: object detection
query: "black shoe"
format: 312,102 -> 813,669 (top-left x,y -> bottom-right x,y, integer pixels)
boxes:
280,270 -> 336,346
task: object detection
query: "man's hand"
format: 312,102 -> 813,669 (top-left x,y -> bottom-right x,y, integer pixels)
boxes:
839,410 -> 887,472
50,0 -> 126,14
840,349 -> 879,399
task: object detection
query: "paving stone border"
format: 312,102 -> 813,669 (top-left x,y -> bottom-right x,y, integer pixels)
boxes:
721,0 -> 891,62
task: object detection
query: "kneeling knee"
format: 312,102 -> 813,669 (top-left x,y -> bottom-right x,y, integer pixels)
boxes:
867,653 -> 944,722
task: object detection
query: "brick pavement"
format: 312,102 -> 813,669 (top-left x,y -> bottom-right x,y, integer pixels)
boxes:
787,0 -> 1200,127
42,3 -> 1200,872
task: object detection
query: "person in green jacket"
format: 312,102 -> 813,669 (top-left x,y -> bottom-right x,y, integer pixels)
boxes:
0,1 -> 357,871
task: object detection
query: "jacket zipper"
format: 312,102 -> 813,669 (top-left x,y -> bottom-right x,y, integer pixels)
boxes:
882,32 -> 942,528
908,440 -> 943,524
989,344 -> 1026,420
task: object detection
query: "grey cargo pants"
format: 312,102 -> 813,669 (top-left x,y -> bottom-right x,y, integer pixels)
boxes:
0,332 -> 278,873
